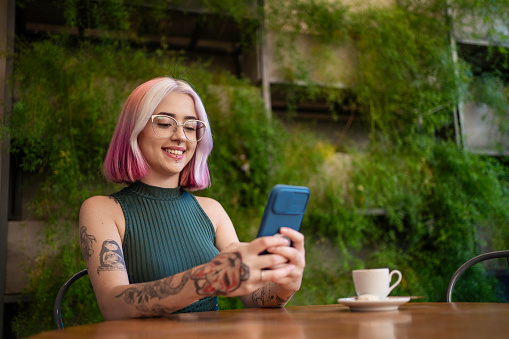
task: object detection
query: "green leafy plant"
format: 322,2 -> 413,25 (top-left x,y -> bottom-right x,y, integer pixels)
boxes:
263,0 -> 509,304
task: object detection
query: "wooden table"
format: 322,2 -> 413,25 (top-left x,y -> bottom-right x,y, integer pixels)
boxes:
30,303 -> 509,339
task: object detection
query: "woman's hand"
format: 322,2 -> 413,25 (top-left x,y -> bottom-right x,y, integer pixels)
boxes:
261,227 -> 305,293
195,235 -> 291,297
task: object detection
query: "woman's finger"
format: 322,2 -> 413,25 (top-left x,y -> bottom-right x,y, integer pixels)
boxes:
278,227 -> 305,252
249,235 -> 291,254
260,264 -> 296,282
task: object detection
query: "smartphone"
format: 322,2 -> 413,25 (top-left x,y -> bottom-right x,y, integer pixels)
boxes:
256,184 -> 310,239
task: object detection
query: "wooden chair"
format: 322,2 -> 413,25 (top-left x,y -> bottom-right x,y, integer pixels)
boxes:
446,250 -> 509,302
53,269 -> 89,329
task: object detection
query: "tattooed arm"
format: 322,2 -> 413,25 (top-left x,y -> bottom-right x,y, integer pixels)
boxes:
198,197 -> 306,309
80,195 -> 209,319
80,195 -> 291,320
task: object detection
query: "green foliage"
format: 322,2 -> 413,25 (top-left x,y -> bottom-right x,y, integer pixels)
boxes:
266,0 -> 349,44
10,38 -> 162,221
11,226 -> 103,335
353,141 -> 509,301
286,138 -> 509,305
263,0 -> 509,305
202,82 -> 279,210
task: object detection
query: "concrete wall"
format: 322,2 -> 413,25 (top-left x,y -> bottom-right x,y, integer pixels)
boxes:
461,102 -> 509,155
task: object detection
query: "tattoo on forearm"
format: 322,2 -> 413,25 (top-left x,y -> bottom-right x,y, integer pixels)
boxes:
191,252 -> 250,295
79,226 -> 97,264
116,270 -> 192,317
252,282 -> 294,307
134,304 -> 181,318
118,270 -> 192,303
115,252 -> 248,316
97,239 -> 127,274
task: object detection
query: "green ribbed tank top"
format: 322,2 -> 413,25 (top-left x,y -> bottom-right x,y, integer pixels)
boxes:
111,181 -> 220,313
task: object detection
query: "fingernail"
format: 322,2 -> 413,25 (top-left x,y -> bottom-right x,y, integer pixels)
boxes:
288,265 -> 295,271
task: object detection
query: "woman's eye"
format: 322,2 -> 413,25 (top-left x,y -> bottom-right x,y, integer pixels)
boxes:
155,117 -> 176,128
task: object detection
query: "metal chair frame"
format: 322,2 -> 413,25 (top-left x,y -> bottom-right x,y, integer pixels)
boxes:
53,269 -> 89,329
446,250 -> 509,302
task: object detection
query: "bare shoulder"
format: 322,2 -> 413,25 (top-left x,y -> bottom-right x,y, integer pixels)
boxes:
81,195 -> 122,215
81,195 -> 120,209
195,196 -> 230,228
195,196 -> 225,220
194,195 -> 223,211
80,195 -> 125,234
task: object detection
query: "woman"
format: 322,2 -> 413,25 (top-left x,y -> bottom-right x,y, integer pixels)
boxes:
79,77 -> 305,320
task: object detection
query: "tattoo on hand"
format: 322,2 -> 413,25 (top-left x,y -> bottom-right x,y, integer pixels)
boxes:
79,226 -> 97,264
252,282 -> 294,307
97,239 -> 127,274
192,252 -> 249,295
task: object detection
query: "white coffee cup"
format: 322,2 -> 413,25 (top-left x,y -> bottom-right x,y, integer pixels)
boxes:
352,268 -> 402,300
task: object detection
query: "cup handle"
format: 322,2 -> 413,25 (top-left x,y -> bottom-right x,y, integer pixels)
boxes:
388,270 -> 402,294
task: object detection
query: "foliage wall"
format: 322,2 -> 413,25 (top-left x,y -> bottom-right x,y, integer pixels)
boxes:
263,0 -> 509,305
5,0 -> 509,337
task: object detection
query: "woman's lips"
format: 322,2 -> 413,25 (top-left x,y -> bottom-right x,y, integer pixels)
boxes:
163,147 -> 185,160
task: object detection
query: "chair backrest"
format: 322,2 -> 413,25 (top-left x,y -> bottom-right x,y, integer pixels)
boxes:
446,250 -> 509,302
54,269 -> 89,329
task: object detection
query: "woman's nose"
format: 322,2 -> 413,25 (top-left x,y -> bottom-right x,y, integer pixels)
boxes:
172,124 -> 187,142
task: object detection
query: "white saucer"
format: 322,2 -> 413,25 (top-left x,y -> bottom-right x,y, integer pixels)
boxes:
337,296 -> 411,312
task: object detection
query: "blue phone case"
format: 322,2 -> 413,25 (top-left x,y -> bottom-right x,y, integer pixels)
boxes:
256,184 -> 310,238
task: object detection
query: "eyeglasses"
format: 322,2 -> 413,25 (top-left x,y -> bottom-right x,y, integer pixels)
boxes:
150,115 -> 207,142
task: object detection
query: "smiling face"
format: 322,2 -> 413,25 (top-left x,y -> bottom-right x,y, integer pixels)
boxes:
138,92 -> 199,187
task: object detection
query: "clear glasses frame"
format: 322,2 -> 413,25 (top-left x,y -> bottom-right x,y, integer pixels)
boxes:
149,114 -> 207,142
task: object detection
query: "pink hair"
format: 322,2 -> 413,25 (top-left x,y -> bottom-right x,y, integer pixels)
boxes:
103,77 -> 213,191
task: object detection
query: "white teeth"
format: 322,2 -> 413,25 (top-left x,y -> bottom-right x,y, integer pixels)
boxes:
164,149 -> 183,155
